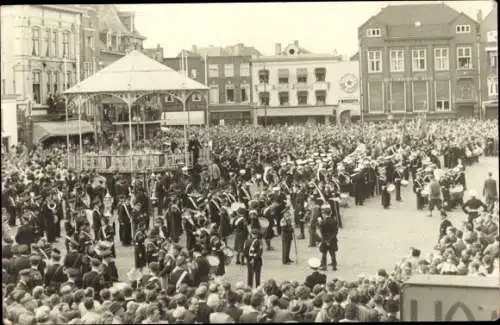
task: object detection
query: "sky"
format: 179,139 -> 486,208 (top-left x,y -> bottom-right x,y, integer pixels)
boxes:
120,1 -> 495,58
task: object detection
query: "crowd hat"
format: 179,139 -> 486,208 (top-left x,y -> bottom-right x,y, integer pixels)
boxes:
308,257 -> 321,269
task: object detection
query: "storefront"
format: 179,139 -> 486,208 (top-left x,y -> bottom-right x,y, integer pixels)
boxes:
255,106 -> 335,126
483,100 -> 498,119
209,110 -> 252,126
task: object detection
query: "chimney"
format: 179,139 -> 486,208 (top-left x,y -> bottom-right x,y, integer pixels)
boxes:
294,40 -> 299,46
157,43 -> 161,49
476,9 -> 483,22
191,45 -> 197,53
275,43 -> 282,55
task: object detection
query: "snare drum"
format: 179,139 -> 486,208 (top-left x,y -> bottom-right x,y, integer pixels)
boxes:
421,188 -> 429,196
387,184 -> 396,193
400,180 -> 409,187
340,193 -> 349,199
222,247 -> 234,266
450,185 -> 464,194
207,255 -> 220,273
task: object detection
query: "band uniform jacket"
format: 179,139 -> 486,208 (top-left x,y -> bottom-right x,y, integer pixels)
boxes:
64,249 -> 84,272
166,208 -> 182,242
169,266 -> 192,289
304,270 -> 327,290
98,223 -> 115,242
193,255 -> 210,287
243,238 -> 263,267
15,223 -> 36,247
82,270 -> 105,299
118,203 -> 133,243
319,215 -> 338,252
233,215 -> 249,252
483,178 -> 498,200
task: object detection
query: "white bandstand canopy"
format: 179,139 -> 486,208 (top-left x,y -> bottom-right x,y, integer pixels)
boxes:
63,50 -> 209,171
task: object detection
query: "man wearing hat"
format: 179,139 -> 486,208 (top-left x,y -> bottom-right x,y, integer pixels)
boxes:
243,228 -> 264,288
117,194 -> 133,246
318,205 -> 339,271
166,202 -> 183,243
280,209 -> 295,265
304,257 -> 326,290
101,248 -> 119,288
91,199 -> 103,241
44,248 -> 67,293
12,244 -> 31,277
15,213 -> 37,248
482,172 -> 498,212
61,267 -> 82,290
28,254 -> 44,287
16,268 -> 32,292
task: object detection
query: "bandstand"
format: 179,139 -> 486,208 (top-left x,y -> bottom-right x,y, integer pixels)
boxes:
63,50 -> 210,174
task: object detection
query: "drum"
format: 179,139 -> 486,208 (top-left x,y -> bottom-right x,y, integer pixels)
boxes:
259,217 -> 270,229
222,247 -> 234,266
465,149 -> 472,158
207,255 -> 220,273
387,184 -> 396,193
421,188 -> 429,196
340,193 -> 349,199
450,185 -> 464,194
400,180 -> 409,187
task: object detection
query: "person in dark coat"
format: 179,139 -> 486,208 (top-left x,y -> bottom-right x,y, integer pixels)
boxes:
304,257 -> 327,290
182,211 -> 196,252
209,235 -> 226,276
15,215 -> 37,248
243,228 -> 263,288
44,249 -> 67,294
351,169 -> 364,206
188,135 -> 202,165
100,250 -> 119,287
82,258 -> 105,300
280,211 -> 294,265
117,196 -> 133,246
318,205 -> 338,271
192,250 -> 210,287
91,200 -> 103,241
233,207 -> 249,265
413,174 -> 425,210
134,229 -> 147,270
381,184 -> 391,209
218,208 -> 232,245
438,211 -> 453,242
262,203 -> 276,251
166,204 -> 182,243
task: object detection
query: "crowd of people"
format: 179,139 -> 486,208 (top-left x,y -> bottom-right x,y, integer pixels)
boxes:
2,117 -> 499,324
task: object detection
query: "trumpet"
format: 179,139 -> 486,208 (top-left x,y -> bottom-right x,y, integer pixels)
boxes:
47,200 -> 57,213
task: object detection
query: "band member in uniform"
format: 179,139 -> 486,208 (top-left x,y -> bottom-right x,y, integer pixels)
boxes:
308,197 -> 322,248
182,210 -> 196,252
233,207 -> 249,265
166,203 -> 182,243
262,203 -> 276,251
42,199 -> 58,243
462,190 -> 488,227
381,184 -> 391,209
117,196 -> 133,246
101,249 -> 119,288
482,172 -> 498,211
427,176 -> 443,218
304,257 -> 326,290
209,235 -> 226,277
218,207 -> 232,246
280,209 -> 295,265
318,205 -> 338,271
413,174 -> 424,210
393,165 -> 404,202
92,200 -> 103,241
243,228 -> 263,288
82,258 -> 105,300
134,228 -> 147,271
99,215 -> 116,257
352,168 -> 364,206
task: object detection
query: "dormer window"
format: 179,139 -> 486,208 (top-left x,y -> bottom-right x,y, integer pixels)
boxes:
456,25 -> 471,34
366,28 -> 382,37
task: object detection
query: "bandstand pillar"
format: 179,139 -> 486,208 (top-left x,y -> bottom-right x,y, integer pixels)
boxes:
182,92 -> 189,168
127,93 -> 133,173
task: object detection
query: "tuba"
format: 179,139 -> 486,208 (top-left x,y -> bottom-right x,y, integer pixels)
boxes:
47,199 -> 57,213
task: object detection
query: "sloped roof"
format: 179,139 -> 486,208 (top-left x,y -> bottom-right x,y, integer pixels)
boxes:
176,49 -> 200,58
96,4 -> 129,34
376,3 -> 461,26
224,45 -> 262,56
196,46 -> 229,57
64,50 -> 208,94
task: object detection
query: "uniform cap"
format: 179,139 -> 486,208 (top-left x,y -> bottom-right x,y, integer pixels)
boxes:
19,268 -> 32,277
308,257 -> 321,269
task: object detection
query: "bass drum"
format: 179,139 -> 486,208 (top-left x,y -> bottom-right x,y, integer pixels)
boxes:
258,217 -> 269,230
387,184 -> 396,193
207,255 -> 220,273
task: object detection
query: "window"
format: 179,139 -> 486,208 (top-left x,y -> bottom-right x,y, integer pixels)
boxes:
434,48 -> 449,71
224,64 -> 234,77
239,63 -> 250,77
435,80 -> 450,111
456,25 -> 471,34
32,71 -> 41,104
487,31 -> 498,43
32,28 -> 40,56
208,64 -> 219,78
225,85 -> 234,103
367,51 -> 382,73
278,69 -> 289,84
296,68 -> 307,83
389,81 -> 405,112
192,93 -> 201,102
46,71 -> 52,95
297,91 -> 308,105
457,47 -> 472,70
52,30 -> 58,57
83,62 -> 91,79
87,35 -> 94,50
368,81 -> 383,112
240,85 -> 249,102
487,76 -> 498,97
44,29 -> 50,57
259,92 -> 269,106
258,70 -> 269,83
63,32 -> 69,58
456,79 -> 474,101
412,49 -> 426,71
488,51 -> 497,68
209,85 -> 219,104
54,71 -> 59,94
390,49 -> 404,72
366,28 -> 382,37
116,32 -> 121,49
279,92 -> 289,106
66,71 -> 71,90
315,90 -> 326,106
413,81 -> 428,111
315,68 -> 326,81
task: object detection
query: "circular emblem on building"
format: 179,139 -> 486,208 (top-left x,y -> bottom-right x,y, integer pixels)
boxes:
339,73 -> 358,94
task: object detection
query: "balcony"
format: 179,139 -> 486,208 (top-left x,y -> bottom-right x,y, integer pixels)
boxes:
313,81 -> 330,91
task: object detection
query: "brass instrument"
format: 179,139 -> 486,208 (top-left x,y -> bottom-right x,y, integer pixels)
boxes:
47,199 -> 57,213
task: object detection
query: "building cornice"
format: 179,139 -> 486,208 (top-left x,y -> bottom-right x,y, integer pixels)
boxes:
251,55 -> 343,63
37,5 -> 86,14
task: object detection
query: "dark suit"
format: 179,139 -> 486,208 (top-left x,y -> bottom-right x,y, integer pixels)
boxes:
194,302 -> 213,324
304,270 -> 327,290
82,270 -> 104,298
2,244 -> 13,259
319,215 -> 338,269
44,263 -> 67,292
15,224 -> 36,247
483,178 -> 498,207
101,261 -> 119,287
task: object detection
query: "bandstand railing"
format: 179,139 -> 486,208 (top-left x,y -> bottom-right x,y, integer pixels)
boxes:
67,148 -> 212,173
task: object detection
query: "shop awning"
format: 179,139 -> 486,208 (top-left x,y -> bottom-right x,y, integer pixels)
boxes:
33,120 -> 94,143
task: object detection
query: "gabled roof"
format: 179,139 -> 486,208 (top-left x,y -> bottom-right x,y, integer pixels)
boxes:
195,46 -> 230,57
376,3 -> 461,26
64,50 -> 208,94
96,4 -> 129,34
176,49 -> 200,58
223,45 -> 262,57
